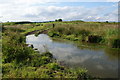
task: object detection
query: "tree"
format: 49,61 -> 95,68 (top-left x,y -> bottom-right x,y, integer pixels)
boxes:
106,21 -> 109,23
58,19 -> 62,22
55,19 -> 62,22
55,19 -> 58,22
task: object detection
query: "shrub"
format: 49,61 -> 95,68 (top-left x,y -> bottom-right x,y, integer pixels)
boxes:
29,52 -> 54,67
112,39 -> 120,48
46,63 -> 61,70
2,42 -> 34,64
2,30 -> 34,64
41,52 -> 53,58
88,35 -> 102,43
48,31 -> 60,37
55,19 -> 62,22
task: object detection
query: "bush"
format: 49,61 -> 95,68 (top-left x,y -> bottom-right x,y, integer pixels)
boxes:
2,63 -> 13,74
112,39 -> 120,48
48,31 -> 60,37
2,30 -> 34,64
2,42 -> 34,64
41,52 -> 53,58
88,35 -> 102,43
46,63 -> 61,70
29,52 -> 54,67
55,19 -> 62,22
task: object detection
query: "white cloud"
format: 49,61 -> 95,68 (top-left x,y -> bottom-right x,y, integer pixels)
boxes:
0,1 -> 118,22
103,0 -> 119,1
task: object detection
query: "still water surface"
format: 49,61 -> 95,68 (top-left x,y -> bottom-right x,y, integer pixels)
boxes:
26,34 -> 119,78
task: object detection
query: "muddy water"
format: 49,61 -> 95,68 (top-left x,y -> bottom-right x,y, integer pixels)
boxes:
26,34 -> 119,78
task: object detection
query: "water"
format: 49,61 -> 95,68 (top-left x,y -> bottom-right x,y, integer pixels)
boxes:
26,34 -> 119,78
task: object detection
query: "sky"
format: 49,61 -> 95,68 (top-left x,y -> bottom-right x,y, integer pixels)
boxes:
0,0 -> 119,22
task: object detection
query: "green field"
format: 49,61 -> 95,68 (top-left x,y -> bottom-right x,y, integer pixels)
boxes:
1,21 -> 119,78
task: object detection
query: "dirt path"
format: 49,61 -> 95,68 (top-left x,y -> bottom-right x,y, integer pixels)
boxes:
25,28 -> 52,36
25,30 -> 40,36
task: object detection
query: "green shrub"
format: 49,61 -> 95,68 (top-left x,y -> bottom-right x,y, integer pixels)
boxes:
2,63 -> 13,74
29,52 -> 54,67
112,39 -> 120,48
48,31 -> 60,37
11,34 -> 25,43
2,43 -> 34,64
41,52 -> 53,58
88,35 -> 102,43
46,63 -> 61,70
2,30 -> 34,64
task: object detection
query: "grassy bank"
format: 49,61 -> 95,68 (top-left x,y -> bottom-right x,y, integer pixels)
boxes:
45,21 -> 120,48
2,21 -> 119,78
2,23 -> 93,79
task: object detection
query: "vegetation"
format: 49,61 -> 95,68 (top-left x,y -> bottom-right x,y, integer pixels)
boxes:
55,19 -> 62,22
45,22 -> 119,48
2,20 -> 119,79
2,22 -> 93,79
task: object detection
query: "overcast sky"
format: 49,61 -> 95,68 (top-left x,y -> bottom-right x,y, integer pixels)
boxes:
0,0 -> 119,22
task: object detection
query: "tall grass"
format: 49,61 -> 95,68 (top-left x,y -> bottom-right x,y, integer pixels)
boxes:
2,26 -> 91,78
46,22 -> 119,48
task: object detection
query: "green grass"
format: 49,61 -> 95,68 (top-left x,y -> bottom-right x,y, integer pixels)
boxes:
2,63 -> 89,78
2,24 -> 92,79
45,22 -> 119,48
3,21 -> 119,48
2,21 -> 119,78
